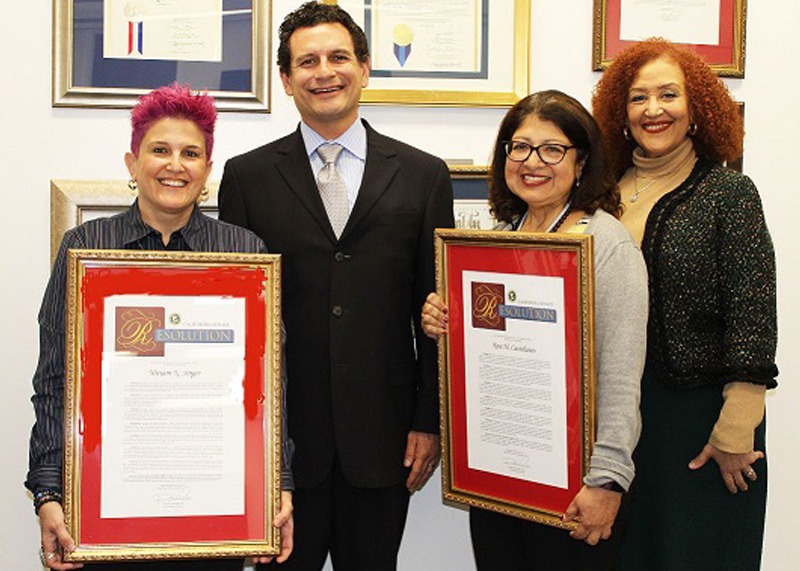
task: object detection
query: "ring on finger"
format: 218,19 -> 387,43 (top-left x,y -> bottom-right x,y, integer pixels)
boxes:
746,468 -> 756,479
39,548 -> 56,567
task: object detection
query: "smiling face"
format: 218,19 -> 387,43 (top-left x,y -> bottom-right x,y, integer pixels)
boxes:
124,117 -> 212,227
280,23 -> 370,139
504,114 -> 583,215
627,56 -> 691,158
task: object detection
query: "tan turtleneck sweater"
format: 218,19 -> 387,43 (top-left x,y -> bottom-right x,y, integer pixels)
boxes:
619,138 -> 765,453
618,138 -> 697,246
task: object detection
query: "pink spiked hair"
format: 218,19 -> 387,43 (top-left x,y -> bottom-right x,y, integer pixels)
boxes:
130,83 -> 217,158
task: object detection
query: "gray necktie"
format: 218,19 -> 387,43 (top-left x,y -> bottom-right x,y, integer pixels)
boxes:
316,143 -> 349,238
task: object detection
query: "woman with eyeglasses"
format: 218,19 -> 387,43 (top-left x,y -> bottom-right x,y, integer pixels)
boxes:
421,90 -> 648,570
593,39 -> 777,571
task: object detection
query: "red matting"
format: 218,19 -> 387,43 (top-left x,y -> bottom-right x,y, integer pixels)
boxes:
604,0 -> 737,65
77,265 -> 268,544
445,243 -> 585,515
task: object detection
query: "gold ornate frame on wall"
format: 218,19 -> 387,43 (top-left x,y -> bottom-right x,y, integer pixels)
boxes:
50,166 -> 499,264
356,0 -> 530,107
448,165 -> 495,230
50,180 -> 220,265
593,0 -> 747,78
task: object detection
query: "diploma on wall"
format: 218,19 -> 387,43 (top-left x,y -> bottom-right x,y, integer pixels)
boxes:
436,229 -> 596,528
594,0 -> 746,77
368,0 -> 483,75
103,0 -> 224,62
620,0 -> 720,45
54,0 -> 270,111
355,0 -> 530,106
62,250 -> 283,562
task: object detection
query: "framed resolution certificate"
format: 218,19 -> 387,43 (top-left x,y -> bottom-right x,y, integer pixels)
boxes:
62,249 -> 283,561
435,229 -> 596,528
593,0 -> 747,77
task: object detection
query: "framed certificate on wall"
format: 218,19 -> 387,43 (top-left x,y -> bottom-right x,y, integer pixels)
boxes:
593,0 -> 747,77
335,0 -> 529,106
53,0 -> 270,111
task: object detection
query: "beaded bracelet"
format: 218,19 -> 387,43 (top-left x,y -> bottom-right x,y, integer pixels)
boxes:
33,489 -> 63,515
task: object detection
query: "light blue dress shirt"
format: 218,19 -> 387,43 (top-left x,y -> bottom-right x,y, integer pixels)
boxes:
300,119 -> 367,214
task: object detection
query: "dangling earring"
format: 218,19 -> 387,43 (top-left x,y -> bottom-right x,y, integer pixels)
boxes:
127,179 -> 138,194
688,123 -> 698,136
198,186 -> 209,204
623,126 -> 631,141
575,161 -> 585,189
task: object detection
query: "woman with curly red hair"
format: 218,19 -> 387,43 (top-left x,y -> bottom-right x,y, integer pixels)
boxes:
593,39 -> 777,570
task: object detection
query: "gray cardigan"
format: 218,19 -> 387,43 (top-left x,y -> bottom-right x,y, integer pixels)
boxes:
501,209 -> 648,490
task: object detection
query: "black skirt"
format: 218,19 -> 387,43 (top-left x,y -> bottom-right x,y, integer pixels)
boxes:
619,363 -> 767,571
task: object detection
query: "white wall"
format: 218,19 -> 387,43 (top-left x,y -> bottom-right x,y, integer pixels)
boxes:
1,2 -> 797,569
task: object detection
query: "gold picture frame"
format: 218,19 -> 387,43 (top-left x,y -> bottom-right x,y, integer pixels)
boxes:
50,166 -> 495,264
436,229 -> 596,527
63,248 -> 283,561
53,0 -> 271,111
355,0 -> 530,107
729,102 -> 745,173
448,165 -> 495,230
50,180 -> 220,265
593,0 -> 747,78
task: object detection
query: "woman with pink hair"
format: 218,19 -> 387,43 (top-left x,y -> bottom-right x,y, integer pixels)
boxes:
26,84 -> 294,571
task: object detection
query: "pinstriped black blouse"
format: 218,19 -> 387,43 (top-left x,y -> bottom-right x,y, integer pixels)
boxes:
26,201 -> 294,495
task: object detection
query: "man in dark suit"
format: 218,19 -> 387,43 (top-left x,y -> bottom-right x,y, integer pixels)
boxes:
218,3 -> 454,569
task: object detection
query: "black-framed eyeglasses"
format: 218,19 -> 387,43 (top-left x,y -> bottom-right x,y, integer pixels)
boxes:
502,140 -> 576,165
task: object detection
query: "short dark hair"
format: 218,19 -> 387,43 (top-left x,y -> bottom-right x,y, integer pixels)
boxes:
489,90 -> 621,224
277,1 -> 370,76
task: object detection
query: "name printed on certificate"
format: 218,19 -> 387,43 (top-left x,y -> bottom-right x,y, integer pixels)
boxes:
103,0 -> 224,62
462,271 -> 568,489
100,295 -> 246,519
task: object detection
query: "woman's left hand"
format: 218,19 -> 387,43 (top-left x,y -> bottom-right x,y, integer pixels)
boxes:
562,485 -> 622,546
253,490 -> 294,564
689,443 -> 764,494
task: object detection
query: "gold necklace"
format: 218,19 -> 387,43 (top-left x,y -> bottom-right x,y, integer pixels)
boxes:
630,161 -> 690,203
630,170 -> 660,203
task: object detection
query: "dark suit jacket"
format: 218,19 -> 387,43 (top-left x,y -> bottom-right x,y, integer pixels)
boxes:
218,121 -> 454,489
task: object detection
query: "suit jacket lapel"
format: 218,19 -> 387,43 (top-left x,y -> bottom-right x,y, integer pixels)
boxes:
275,128 -> 337,240
342,122 -> 398,239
